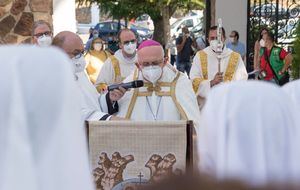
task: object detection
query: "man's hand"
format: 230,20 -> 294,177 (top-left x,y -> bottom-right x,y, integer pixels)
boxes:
210,72 -> 223,87
109,87 -> 126,102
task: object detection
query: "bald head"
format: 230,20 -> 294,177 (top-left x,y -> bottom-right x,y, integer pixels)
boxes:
52,31 -> 84,59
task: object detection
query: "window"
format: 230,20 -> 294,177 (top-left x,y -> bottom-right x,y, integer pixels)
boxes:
184,19 -> 194,28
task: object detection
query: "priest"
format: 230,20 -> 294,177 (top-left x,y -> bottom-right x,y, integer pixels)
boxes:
190,26 -> 248,109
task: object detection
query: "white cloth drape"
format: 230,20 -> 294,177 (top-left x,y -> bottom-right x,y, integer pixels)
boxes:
197,81 -> 300,185
0,45 -> 94,190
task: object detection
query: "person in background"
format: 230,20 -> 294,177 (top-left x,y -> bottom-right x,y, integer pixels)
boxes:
253,28 -> 269,70
176,26 -> 197,76
95,29 -> 137,93
107,32 -> 119,54
166,34 -> 177,66
196,33 -> 206,51
85,29 -> 99,51
226,30 -> 246,61
258,32 -> 292,86
85,37 -> 111,84
88,27 -> 94,39
31,20 -> 53,47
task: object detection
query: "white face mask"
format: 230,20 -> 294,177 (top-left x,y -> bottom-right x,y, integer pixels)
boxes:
260,39 -> 265,47
37,35 -> 52,47
210,39 -> 223,53
72,56 -> 86,73
142,65 -> 163,84
229,37 -> 235,43
93,44 -> 102,51
123,42 -> 137,55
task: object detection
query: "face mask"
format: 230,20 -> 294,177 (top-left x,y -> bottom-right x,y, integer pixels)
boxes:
260,39 -> 265,47
123,42 -> 137,55
210,39 -> 218,51
210,39 -> 223,53
229,37 -> 235,43
142,65 -> 163,84
72,56 -> 86,73
93,33 -> 99,38
37,35 -> 52,47
93,43 -> 102,51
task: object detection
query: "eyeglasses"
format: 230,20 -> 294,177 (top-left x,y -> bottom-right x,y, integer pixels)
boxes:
123,39 -> 136,45
34,31 -> 52,38
69,50 -> 86,59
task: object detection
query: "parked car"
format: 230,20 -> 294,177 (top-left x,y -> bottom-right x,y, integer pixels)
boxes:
130,24 -> 153,41
134,14 -> 154,31
170,14 -> 203,37
190,20 -> 204,39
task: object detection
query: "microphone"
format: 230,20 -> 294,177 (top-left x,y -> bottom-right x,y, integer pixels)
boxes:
107,80 -> 144,91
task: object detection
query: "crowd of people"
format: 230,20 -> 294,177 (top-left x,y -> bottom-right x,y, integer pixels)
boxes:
0,19 -> 299,190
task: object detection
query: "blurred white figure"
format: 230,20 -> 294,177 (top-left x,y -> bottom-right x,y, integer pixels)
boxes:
282,80 -> 300,110
0,46 -> 94,190
197,81 -> 300,185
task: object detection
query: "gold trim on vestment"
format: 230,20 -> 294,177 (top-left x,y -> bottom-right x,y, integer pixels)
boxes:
125,70 -> 188,120
199,51 -> 208,80
192,78 -> 205,93
96,83 -> 107,93
224,52 -> 239,82
110,56 -> 122,83
125,69 -> 139,119
170,73 -> 188,120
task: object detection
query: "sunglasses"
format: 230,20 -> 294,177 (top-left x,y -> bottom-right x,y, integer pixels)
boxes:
34,31 -> 52,38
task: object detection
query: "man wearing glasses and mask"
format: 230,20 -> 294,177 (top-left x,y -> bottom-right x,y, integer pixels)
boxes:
95,29 -> 138,93
52,31 -> 126,121
32,20 -> 53,47
190,26 -> 248,109
105,40 -> 200,129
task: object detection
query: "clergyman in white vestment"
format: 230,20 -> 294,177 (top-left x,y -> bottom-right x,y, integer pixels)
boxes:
110,40 -> 201,130
190,26 -> 248,108
95,29 -> 138,92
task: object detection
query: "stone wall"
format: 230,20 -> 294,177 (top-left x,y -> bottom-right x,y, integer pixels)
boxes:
0,0 -> 53,44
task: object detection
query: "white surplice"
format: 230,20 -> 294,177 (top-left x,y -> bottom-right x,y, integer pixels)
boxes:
197,81 -> 300,185
95,49 -> 137,86
190,46 -> 248,98
114,64 -> 201,129
75,71 -> 109,121
0,45 -> 94,190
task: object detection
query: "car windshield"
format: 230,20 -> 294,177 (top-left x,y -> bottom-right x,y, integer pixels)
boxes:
171,19 -> 182,29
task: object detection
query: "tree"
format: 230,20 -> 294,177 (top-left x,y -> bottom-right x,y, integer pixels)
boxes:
291,21 -> 300,79
77,0 -> 204,47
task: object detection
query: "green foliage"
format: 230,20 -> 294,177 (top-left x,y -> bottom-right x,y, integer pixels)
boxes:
291,21 -> 300,79
76,0 -> 205,21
